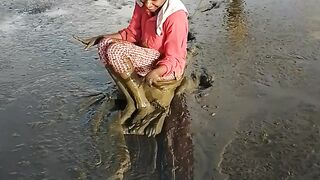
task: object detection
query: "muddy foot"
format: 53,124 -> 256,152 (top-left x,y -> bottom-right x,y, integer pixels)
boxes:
145,108 -> 169,137
131,108 -> 163,135
129,105 -> 155,128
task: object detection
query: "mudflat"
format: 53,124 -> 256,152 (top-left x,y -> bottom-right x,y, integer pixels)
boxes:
0,0 -> 319,179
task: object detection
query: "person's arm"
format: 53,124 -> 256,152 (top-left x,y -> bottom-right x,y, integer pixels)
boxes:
117,3 -> 143,43
146,11 -> 188,84
103,32 -> 122,40
77,3 -> 143,49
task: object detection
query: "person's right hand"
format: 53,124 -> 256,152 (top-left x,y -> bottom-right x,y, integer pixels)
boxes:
73,35 -> 104,50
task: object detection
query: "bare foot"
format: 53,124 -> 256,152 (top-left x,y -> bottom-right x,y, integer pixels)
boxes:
131,108 -> 163,135
145,107 -> 169,137
130,105 -> 155,128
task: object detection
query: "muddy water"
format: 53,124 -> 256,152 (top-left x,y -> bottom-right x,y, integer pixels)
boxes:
0,0 -> 134,179
186,0 -> 320,179
0,0 -> 320,179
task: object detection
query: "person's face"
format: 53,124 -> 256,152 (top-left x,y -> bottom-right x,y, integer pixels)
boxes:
141,0 -> 167,13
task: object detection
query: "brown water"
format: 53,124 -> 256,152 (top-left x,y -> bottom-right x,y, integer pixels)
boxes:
0,0 -> 319,179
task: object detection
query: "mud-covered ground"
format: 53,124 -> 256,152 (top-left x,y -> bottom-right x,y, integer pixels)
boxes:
0,0 -> 319,179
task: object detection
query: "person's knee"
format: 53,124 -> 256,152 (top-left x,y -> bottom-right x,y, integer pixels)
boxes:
106,42 -> 128,62
103,42 -> 133,75
98,37 -> 111,49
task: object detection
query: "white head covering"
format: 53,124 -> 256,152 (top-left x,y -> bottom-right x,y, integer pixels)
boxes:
136,0 -> 188,36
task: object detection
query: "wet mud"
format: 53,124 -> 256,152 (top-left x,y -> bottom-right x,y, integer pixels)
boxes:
188,0 -> 320,179
123,95 -> 193,180
1,0 -> 320,179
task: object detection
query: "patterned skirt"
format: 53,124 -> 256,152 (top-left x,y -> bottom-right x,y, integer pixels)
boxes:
98,38 -> 175,80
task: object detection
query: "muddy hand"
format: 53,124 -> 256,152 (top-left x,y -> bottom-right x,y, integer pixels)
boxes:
145,70 -> 161,86
73,35 -> 104,50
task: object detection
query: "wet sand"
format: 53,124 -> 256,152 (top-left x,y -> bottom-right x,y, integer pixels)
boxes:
0,0 -> 320,179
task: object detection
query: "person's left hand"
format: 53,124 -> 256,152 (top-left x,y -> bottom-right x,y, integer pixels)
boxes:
146,70 -> 161,86
145,66 -> 167,86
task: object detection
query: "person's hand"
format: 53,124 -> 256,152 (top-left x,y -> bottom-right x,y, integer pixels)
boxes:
145,66 -> 167,86
145,70 -> 161,86
73,35 -> 104,50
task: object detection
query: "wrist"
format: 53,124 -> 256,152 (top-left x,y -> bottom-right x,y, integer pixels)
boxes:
155,65 -> 167,76
103,37 -> 113,45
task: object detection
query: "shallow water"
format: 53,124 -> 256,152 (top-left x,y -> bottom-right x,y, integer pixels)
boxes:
0,0 -> 320,179
187,0 -> 320,179
0,0 -> 133,179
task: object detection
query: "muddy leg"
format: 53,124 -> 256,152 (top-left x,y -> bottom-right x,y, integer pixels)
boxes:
106,52 -> 155,126
120,72 -> 155,124
107,69 -> 136,124
130,79 -> 182,135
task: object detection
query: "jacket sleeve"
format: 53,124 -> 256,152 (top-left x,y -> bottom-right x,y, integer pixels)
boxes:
156,10 -> 188,78
118,3 -> 142,43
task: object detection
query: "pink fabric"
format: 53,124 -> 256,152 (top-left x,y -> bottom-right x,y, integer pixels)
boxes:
119,4 -> 188,78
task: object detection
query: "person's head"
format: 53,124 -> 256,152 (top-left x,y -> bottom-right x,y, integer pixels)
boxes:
141,0 -> 167,13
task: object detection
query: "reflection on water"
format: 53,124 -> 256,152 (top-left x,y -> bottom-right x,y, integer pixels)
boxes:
224,0 -> 248,45
75,92 -> 193,179
120,95 -> 193,179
